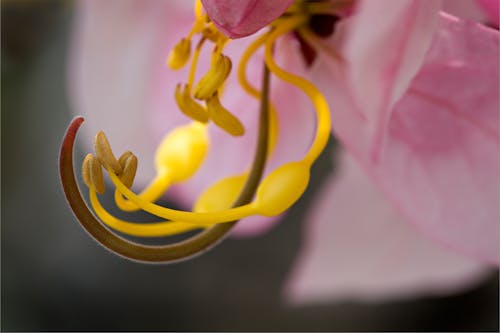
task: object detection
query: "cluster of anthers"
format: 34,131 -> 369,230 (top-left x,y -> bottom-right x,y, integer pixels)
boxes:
60,0 -> 349,263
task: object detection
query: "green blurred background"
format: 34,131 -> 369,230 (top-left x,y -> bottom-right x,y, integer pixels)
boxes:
2,1 -> 498,331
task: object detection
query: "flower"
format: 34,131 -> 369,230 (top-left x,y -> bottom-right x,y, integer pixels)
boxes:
61,0 -> 499,301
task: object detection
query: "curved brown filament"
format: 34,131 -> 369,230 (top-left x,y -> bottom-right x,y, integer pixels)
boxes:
58,65 -> 271,263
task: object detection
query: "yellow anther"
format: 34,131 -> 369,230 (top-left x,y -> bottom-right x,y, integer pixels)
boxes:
118,151 -> 133,168
89,154 -> 106,195
118,152 -> 138,188
82,153 -> 93,188
193,53 -> 232,100
167,38 -> 191,70
194,174 -> 246,212
94,131 -> 122,174
175,84 -> 209,123
154,122 -> 209,182
254,162 -> 310,216
206,94 -> 245,136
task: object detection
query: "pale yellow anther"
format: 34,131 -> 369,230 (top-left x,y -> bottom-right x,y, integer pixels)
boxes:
167,38 -> 191,70
154,122 -> 209,182
193,53 -> 232,100
194,174 -> 246,212
118,151 -> 133,168
89,154 -> 106,195
94,131 -> 122,174
175,84 -> 209,123
82,153 -> 93,189
118,152 -> 138,189
254,162 -> 310,216
206,94 -> 245,136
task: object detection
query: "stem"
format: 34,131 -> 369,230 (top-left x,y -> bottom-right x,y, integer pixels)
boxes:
59,64 -> 271,263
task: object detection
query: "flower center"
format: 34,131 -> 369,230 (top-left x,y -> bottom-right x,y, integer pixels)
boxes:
60,0 -> 349,263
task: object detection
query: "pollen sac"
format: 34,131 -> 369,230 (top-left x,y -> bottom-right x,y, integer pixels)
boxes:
118,151 -> 138,188
193,53 -> 232,100
82,153 -> 94,189
175,84 -> 210,123
206,94 -> 245,136
167,38 -> 191,70
94,131 -> 122,174
254,162 -> 310,216
154,122 -> 209,182
82,153 -> 106,195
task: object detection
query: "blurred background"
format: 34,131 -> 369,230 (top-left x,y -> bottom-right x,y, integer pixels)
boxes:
2,1 -> 499,331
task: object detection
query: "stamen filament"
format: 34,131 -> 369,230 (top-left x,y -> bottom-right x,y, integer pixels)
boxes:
188,37 -> 206,89
264,17 -> 331,166
90,186 -> 205,237
114,174 -> 171,212
108,171 -> 257,224
238,34 -> 268,97
237,33 -> 279,155
194,0 -> 203,19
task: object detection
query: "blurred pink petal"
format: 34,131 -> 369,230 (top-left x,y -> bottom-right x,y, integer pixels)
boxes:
285,150 -> 491,304
310,13 -> 499,263
442,0 -> 489,23
477,0 -> 500,26
342,0 -> 441,160
69,0 -> 314,235
201,0 -> 293,38
69,0 -> 191,185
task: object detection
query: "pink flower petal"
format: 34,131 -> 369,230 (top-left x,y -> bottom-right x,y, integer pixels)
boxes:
69,1 -> 315,234
442,0 -> 489,23
342,0 -> 441,160
69,0 -> 192,185
477,0 -> 500,26
285,150 -> 491,304
311,13 -> 500,263
201,0 -> 293,38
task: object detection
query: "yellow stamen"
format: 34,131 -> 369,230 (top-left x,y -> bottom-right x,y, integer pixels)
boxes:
264,17 -> 331,167
109,171 -> 257,224
188,37 -> 206,89
193,174 -> 247,212
193,52 -> 232,100
167,38 -> 191,70
118,152 -> 137,188
194,0 -> 203,19
206,94 -> 245,136
91,185 -> 205,237
114,175 -> 171,212
237,32 -> 279,155
81,153 -> 93,189
154,121 -> 209,181
88,154 -> 106,195
109,123 -> 208,212
94,131 -> 122,174
175,83 -> 209,122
